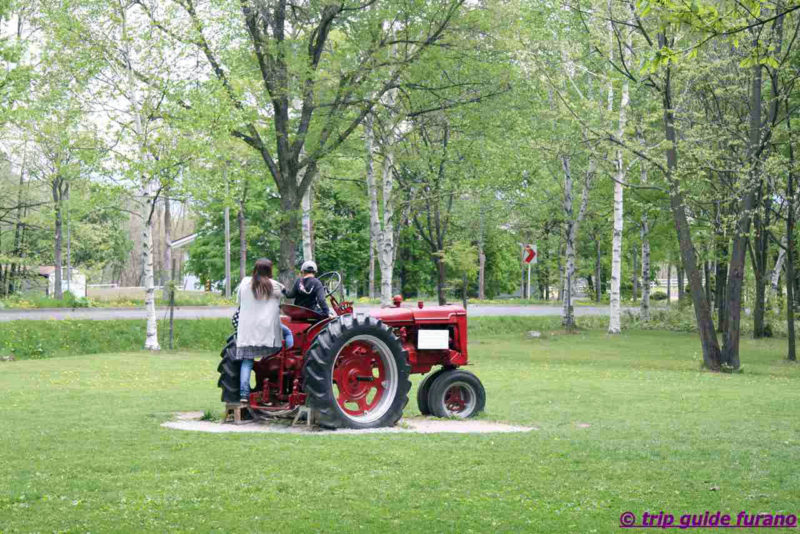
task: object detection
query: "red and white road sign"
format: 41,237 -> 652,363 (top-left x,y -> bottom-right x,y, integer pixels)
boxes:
523,244 -> 537,264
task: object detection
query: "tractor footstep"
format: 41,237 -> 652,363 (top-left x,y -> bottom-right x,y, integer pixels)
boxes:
223,403 -> 256,425
291,406 -> 316,427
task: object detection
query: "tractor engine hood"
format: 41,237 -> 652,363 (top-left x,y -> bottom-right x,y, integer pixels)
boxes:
368,304 -> 466,324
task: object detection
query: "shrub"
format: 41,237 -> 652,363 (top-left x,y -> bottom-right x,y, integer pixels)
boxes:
651,291 -> 668,301
633,308 -> 697,332
63,291 -> 91,308
0,291 -> 235,309
0,319 -> 232,360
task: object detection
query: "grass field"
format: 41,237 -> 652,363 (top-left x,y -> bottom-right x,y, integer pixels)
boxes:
1,322 -> 799,532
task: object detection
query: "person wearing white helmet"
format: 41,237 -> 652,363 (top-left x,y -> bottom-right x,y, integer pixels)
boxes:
282,260 -> 333,317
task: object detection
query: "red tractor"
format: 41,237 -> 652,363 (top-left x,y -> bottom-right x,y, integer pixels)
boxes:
218,272 -> 486,429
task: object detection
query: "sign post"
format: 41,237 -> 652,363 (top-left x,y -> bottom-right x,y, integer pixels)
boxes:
522,244 -> 537,299
526,263 -> 531,299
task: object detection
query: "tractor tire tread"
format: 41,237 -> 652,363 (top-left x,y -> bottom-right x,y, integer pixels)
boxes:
217,333 -> 241,403
416,368 -> 448,415
427,369 -> 486,419
303,314 -> 410,429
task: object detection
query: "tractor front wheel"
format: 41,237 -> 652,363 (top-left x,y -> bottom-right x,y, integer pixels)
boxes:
416,368 -> 448,415
427,369 -> 486,419
303,315 -> 411,429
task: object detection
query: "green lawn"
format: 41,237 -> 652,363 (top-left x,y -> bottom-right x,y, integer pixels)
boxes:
1,326 -> 798,532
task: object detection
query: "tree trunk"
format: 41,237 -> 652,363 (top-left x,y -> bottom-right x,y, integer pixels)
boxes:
769,235 -> 787,304
366,114 -> 377,301
368,240 -> 376,299
658,34 -> 721,369
7,157 -> 26,296
715,240 -> 729,332
677,266 -> 685,301
478,204 -> 486,300
302,184 -> 314,262
704,260 -> 712,305
378,143 -> 396,306
787,195 -> 796,360
65,184 -> 71,295
162,196 -> 172,300
607,11 -> 629,333
562,156 -> 575,327
366,113 -> 397,307
435,256 -> 446,305
52,178 -> 64,300
641,219 -> 651,321
544,262 -> 550,301
557,238 -> 563,302
169,262 -> 175,350
753,268 -> 768,337
278,189 -> 301,287
667,264 -> 671,304
538,243 -> 549,300
595,239 -> 602,302
752,186 -> 772,338
722,61 -> 763,368
608,172 -> 624,332
787,108 -> 796,361
223,166 -> 232,298
238,198 -> 247,281
561,157 -> 593,329
632,246 -> 638,302
478,248 -> 486,300
224,201 -> 231,298
143,196 -> 160,351
640,162 -> 651,320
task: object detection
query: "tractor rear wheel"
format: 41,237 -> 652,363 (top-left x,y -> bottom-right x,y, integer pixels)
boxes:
427,369 -> 485,419
416,368 -> 448,415
217,334 -> 241,403
303,314 -> 411,429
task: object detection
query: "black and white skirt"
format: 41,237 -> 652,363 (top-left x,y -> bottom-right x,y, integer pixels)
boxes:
235,345 -> 281,360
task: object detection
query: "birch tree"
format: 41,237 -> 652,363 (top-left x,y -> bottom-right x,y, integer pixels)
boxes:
49,0 -> 193,349
120,4 -> 161,350
561,156 -> 594,329
365,113 -> 381,301
768,235 -> 787,305
607,11 -> 631,335
301,187 -> 314,262
367,104 -> 404,306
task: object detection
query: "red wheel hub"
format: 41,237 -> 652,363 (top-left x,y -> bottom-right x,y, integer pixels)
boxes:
332,341 -> 386,416
444,385 -> 468,413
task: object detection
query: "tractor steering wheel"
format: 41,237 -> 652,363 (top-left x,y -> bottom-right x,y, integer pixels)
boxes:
317,271 -> 342,298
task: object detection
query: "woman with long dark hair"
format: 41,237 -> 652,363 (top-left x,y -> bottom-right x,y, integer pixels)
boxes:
234,258 -> 284,402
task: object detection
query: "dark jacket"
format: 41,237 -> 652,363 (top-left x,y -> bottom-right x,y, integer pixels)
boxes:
283,276 -> 331,316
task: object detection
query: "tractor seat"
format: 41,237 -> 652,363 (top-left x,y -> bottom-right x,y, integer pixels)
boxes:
280,303 -> 326,323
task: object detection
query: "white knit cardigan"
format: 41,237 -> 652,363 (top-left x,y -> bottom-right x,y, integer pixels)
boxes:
235,277 -> 284,349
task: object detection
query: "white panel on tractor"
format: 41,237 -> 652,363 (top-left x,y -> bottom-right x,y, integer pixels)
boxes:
417,330 -> 449,350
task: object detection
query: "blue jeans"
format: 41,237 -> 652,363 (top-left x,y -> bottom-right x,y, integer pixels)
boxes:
240,358 -> 254,400
282,324 -> 294,349
240,329 -> 293,400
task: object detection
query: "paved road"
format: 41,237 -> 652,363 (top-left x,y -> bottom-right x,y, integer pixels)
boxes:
0,304 -> 633,322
